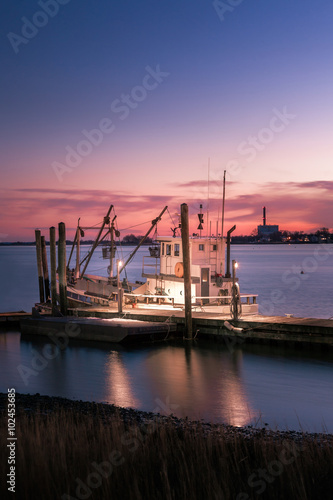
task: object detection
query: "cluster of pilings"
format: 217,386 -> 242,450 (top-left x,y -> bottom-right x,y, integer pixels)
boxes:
35,222 -> 68,315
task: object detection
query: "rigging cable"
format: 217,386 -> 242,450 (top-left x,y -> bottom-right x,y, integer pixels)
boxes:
167,207 -> 176,227
119,219 -> 151,232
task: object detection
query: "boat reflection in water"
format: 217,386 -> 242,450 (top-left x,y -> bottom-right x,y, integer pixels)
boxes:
2,332 -> 333,431
103,342 -> 257,427
104,351 -> 140,409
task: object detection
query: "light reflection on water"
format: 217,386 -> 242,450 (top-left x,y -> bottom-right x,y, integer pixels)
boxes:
0,332 -> 332,432
105,351 -> 140,408
1,245 -> 333,431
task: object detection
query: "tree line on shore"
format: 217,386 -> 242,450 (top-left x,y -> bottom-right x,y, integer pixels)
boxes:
0,234 -> 154,246
232,227 -> 332,244
1,228 -> 332,245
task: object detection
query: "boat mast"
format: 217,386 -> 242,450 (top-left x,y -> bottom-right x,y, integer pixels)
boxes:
67,230 -> 77,272
207,158 -> 210,238
119,206 -> 168,273
76,218 -> 81,280
109,214 -> 117,279
221,170 -> 226,241
80,204 -> 113,279
66,218 -> 82,279
221,170 -> 226,274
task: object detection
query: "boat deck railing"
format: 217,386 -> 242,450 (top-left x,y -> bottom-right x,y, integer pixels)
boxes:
194,294 -> 258,306
142,256 -> 159,277
124,293 -> 175,306
68,287 -> 257,309
123,292 -> 258,307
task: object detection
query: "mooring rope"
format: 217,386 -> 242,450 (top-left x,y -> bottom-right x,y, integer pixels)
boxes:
163,314 -> 175,340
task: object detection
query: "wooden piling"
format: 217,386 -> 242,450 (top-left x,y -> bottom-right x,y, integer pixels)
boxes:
49,226 -> 57,315
225,225 -> 236,278
117,259 -> 123,313
75,225 -> 80,280
181,203 -> 193,339
58,222 -> 67,315
41,236 -> 50,301
232,259 -> 238,320
35,229 -> 45,303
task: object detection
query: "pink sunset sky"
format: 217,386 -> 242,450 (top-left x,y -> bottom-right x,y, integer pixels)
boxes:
1,1 -> 332,241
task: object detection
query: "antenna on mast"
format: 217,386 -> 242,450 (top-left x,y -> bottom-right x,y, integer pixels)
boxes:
221,170 -> 226,273
206,158 -> 210,237
221,170 -> 226,240
197,204 -> 204,237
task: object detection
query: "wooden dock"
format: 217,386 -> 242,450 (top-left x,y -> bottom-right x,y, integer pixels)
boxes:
66,307 -> 333,346
19,316 -> 176,344
2,307 -> 333,347
0,311 -> 32,326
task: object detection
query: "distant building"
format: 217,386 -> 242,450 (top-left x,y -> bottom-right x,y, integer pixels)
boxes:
257,207 -> 279,238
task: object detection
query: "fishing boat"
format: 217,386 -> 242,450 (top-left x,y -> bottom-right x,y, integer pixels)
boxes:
64,205 -> 258,316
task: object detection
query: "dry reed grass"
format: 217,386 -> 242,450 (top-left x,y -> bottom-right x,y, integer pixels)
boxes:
1,404 -> 332,500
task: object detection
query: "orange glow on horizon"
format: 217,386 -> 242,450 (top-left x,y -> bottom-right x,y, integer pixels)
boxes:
1,178 -> 332,241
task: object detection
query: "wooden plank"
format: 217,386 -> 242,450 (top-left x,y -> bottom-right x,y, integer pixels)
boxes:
0,312 -> 31,318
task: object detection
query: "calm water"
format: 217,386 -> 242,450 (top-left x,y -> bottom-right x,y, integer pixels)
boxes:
0,244 -> 333,431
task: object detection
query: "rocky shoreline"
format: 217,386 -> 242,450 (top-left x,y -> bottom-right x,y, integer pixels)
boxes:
1,392 -> 332,446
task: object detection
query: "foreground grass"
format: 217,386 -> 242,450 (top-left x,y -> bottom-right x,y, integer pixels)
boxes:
1,402 -> 332,499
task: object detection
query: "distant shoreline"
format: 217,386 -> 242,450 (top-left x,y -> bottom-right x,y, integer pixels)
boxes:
0,241 -> 152,246
1,241 -> 332,246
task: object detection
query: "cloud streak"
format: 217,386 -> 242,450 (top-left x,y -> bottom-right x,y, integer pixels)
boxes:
1,180 -> 332,240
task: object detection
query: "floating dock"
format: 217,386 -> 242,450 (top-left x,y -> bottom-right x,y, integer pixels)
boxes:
65,307 -> 333,347
0,311 -> 32,326
3,308 -> 333,347
19,315 -> 177,343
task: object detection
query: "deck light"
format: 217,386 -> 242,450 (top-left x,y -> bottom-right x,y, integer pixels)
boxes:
117,259 -> 123,313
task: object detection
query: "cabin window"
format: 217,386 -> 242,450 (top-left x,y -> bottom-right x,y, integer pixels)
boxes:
166,244 -> 171,256
174,244 -> 180,256
199,244 -> 205,251
162,243 -> 165,255
202,269 -> 209,282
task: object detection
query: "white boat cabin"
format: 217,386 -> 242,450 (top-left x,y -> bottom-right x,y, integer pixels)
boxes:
142,235 -> 233,305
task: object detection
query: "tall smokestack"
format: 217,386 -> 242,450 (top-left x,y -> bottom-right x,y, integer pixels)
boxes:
263,206 -> 266,226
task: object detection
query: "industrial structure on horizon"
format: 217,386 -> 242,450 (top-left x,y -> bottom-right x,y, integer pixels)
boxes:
257,206 -> 279,239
